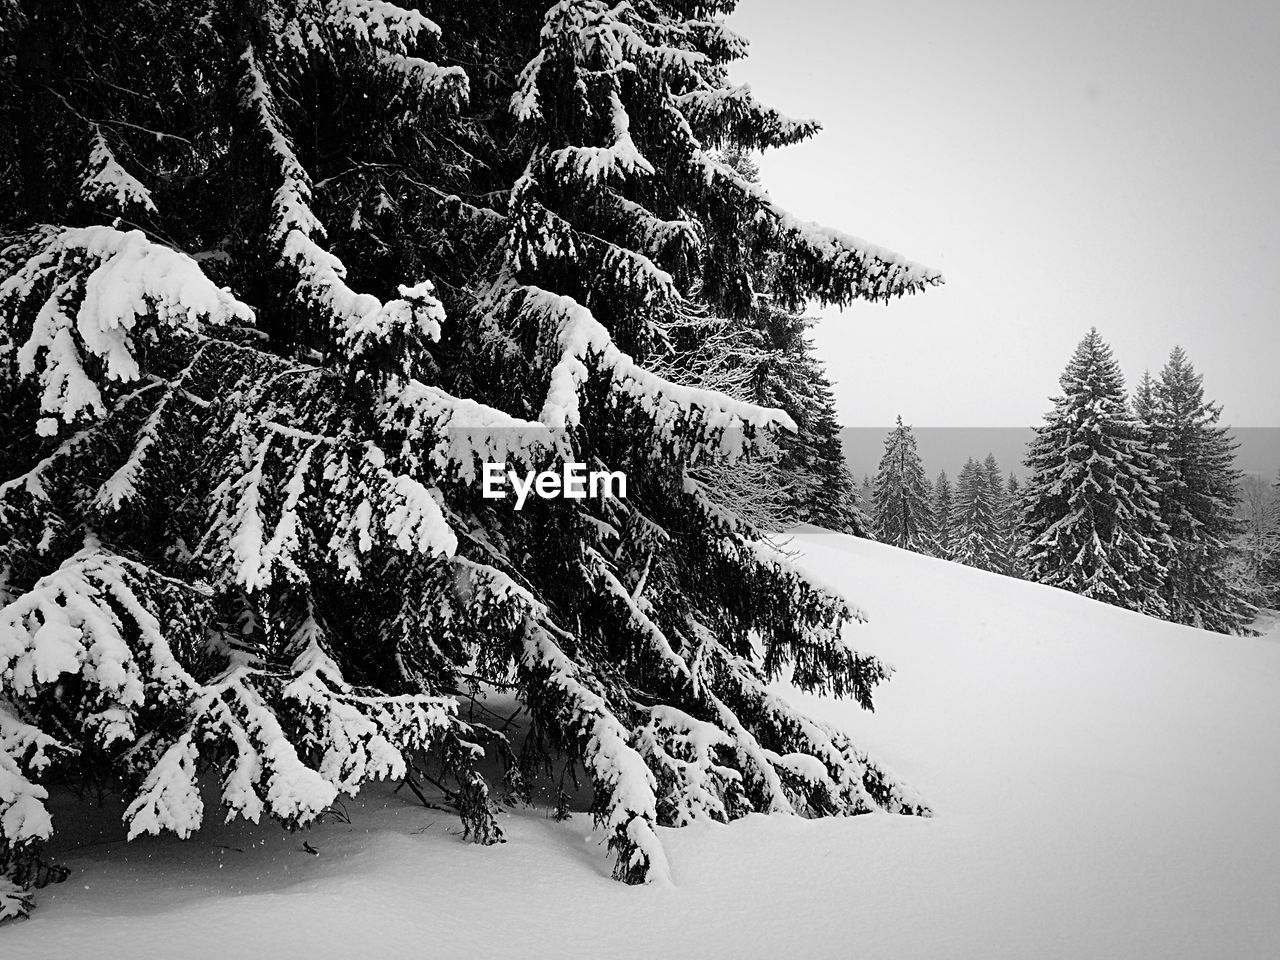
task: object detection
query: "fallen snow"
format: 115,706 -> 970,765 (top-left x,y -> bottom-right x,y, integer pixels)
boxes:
7,530 -> 1279,958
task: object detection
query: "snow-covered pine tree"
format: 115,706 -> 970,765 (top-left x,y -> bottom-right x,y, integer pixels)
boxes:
1265,472 -> 1280,607
951,458 -> 1002,572
931,470 -> 954,559
1234,473 -> 1279,610
0,0 -> 940,913
981,453 -> 1013,574
1135,347 -> 1252,632
871,416 -> 934,552
1132,369 -> 1157,421
1019,329 -> 1169,614
783,351 -> 869,535
1002,472 -> 1026,578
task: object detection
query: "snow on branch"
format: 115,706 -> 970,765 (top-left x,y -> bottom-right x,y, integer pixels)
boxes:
0,547 -> 463,845
632,704 -> 740,826
520,620 -> 670,884
512,0 -> 705,124
376,52 -> 468,107
378,376 -> 553,485
0,381 -> 161,531
0,706 -> 66,849
327,0 -> 442,52
0,226 -> 253,433
124,664 -> 340,837
517,286 -> 792,460
715,650 -> 927,818
694,152 -> 942,304
673,17 -> 749,64
610,195 -> 702,260
0,545 -> 201,729
505,180 -> 683,320
548,91 -> 654,185
81,128 -> 157,216
675,83 -> 819,149
202,425 -> 457,592
240,45 -> 448,368
93,346 -> 211,513
283,236 -> 448,362
583,547 -> 691,683
281,615 -> 455,793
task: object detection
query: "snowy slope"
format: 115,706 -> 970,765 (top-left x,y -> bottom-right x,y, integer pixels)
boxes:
7,530 -> 1280,959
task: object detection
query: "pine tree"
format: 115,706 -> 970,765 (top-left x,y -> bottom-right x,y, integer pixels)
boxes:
1020,329 -> 1169,614
1235,473 -> 1279,610
1131,369 -> 1157,421
1264,472 -> 1280,607
783,353 -> 869,535
951,458 -> 1002,572
1136,347 -> 1252,632
981,453 -> 1013,574
871,416 -> 934,552
931,470 -> 954,559
0,0 -> 940,914
1003,472 -> 1025,577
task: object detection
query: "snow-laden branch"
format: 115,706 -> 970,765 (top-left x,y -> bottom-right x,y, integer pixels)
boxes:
240,45 -> 449,367
693,151 -> 942,304
81,128 -> 157,216
518,286 -> 792,460
0,226 -> 253,433
379,376 -> 553,484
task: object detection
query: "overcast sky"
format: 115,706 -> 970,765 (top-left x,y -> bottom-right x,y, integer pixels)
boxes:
728,0 -> 1279,429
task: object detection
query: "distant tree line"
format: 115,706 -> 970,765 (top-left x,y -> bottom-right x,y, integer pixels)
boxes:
867,331 -> 1276,634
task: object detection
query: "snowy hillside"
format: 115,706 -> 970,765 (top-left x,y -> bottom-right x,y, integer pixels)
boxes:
8,530 -> 1279,959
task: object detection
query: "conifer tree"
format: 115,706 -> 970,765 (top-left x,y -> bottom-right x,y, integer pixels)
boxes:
1235,473 -> 1279,609
0,0 -> 940,914
1132,370 -> 1157,421
871,416 -> 934,552
1003,472 -> 1026,577
1020,330 -> 1169,614
951,458 -> 1002,572
1264,472 -> 1280,607
784,355 -> 869,535
1135,347 -> 1252,632
931,470 -> 954,559
981,453 -> 1013,574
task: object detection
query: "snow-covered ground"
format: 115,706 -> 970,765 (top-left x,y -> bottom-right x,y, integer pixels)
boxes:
1252,607 -> 1280,641
7,530 -> 1279,958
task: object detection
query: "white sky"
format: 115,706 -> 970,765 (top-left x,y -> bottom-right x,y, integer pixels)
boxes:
728,0 -> 1280,427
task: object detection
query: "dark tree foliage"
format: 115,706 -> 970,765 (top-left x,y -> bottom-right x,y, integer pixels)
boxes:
0,0 -> 940,915
778,342 -> 869,535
